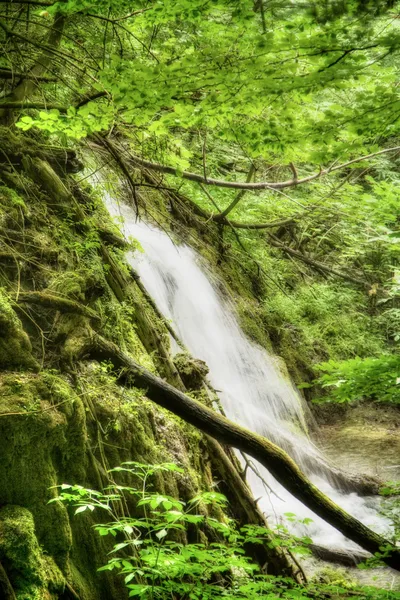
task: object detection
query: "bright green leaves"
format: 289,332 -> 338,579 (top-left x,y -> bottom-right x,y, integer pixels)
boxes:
188,491 -> 228,506
15,115 -> 35,131
15,102 -> 114,139
137,494 -> 185,511
315,355 -> 400,404
48,0 -> 138,17
9,0 -> 400,165
52,460 -> 317,600
51,460 -> 399,600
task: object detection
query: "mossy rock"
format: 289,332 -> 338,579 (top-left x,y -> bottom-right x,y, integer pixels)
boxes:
0,363 -> 218,599
0,505 -> 65,600
0,290 -> 38,370
0,372 -> 87,572
173,353 -> 209,389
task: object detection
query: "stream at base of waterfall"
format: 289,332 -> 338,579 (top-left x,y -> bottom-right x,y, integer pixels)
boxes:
104,191 -> 395,576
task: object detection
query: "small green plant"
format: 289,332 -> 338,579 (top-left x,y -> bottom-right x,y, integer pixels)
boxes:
50,461 -> 313,599
313,355 -> 400,404
50,462 -> 400,600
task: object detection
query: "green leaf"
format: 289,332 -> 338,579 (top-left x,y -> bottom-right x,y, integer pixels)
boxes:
156,528 -> 167,540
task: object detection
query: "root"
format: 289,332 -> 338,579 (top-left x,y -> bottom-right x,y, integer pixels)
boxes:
13,291 -> 100,321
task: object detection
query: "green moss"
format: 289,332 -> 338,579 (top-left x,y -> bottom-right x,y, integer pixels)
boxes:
0,187 -> 27,210
100,294 -> 156,371
0,290 -> 38,370
311,566 -> 356,587
48,271 -> 90,301
236,298 -> 273,349
0,359 -> 221,598
0,505 -> 65,600
55,314 -> 93,366
0,185 -> 29,231
173,353 -> 209,389
0,373 -> 86,571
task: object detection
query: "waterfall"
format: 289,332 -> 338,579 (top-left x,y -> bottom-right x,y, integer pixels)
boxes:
105,193 -> 388,552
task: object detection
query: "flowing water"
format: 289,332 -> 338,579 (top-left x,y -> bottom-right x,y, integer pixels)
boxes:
104,193 -> 389,553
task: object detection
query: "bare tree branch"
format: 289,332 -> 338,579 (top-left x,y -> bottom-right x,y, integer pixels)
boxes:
125,146 -> 400,191
268,236 -> 369,288
228,218 -> 294,229
0,67 -> 57,81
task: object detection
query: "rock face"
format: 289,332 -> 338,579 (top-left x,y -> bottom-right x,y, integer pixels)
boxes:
0,130 -> 220,599
0,291 -> 38,370
0,129 -> 301,598
0,505 -> 65,600
0,369 -> 211,599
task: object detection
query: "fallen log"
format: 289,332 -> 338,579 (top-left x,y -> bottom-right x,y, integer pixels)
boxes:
85,333 -> 400,571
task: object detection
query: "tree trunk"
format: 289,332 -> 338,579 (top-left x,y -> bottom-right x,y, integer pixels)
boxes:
0,12 -> 66,124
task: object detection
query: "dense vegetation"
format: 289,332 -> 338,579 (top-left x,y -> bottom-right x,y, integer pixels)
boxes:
1,0 -> 400,599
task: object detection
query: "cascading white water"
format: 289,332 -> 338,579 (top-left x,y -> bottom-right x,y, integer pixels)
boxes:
105,193 -> 389,552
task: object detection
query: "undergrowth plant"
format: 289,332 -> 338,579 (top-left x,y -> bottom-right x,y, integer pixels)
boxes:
314,355 -> 400,405
51,462 -> 399,600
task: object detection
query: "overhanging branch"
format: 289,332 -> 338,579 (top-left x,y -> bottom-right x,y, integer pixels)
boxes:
127,146 -> 400,191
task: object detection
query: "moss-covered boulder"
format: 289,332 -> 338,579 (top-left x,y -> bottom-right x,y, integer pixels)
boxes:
0,505 -> 65,600
0,291 -> 38,370
0,373 -> 86,573
0,365 -> 218,600
173,353 -> 209,389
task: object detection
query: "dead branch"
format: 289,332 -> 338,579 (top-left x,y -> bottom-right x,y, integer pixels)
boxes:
268,236 -> 369,288
121,145 -> 400,191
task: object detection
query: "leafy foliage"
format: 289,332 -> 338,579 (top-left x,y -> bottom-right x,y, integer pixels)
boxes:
314,355 -> 400,404
51,461 -> 399,600
313,273 -> 400,404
